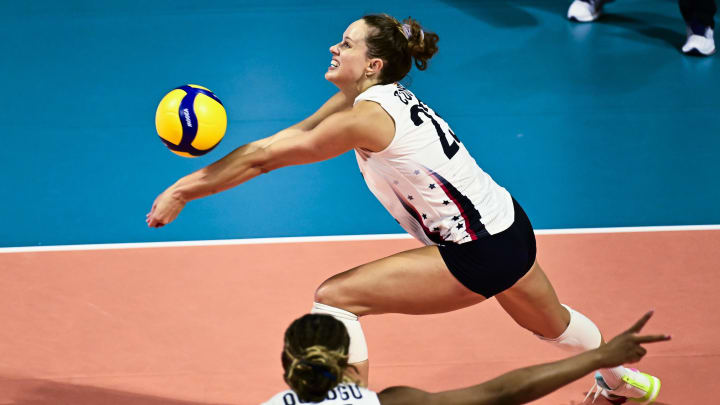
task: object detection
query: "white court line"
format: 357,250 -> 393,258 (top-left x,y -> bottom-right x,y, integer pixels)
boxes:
1,224 -> 719,254
534,224 -> 720,235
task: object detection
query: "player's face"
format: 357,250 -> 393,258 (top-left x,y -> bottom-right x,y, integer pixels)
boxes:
325,20 -> 372,87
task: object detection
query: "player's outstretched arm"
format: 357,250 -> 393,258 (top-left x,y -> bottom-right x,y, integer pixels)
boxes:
377,311 -> 670,405
233,91 -> 356,155
146,101 -> 392,228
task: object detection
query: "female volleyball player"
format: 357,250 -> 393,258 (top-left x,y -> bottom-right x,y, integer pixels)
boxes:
147,14 -> 661,403
263,312 -> 669,404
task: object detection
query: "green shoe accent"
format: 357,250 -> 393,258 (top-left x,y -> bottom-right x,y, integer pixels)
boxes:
625,373 -> 660,404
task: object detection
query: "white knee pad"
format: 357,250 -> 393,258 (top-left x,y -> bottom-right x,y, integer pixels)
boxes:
537,304 -> 601,353
311,302 -> 368,363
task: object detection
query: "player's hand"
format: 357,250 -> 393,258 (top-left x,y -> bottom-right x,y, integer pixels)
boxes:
597,311 -> 671,368
146,189 -> 186,228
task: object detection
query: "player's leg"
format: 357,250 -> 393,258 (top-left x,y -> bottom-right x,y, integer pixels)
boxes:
312,196 -> 539,386
679,0 -> 717,30
493,198 -> 660,402
496,260 -> 660,402
679,0 -> 716,55
312,244 -> 487,385
315,245 -> 485,315
494,260 -> 570,338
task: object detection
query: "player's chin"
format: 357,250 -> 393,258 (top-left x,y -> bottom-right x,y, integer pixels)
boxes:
324,69 -> 343,84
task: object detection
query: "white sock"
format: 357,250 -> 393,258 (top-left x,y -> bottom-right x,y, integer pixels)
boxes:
536,304 -> 626,388
311,302 -> 368,364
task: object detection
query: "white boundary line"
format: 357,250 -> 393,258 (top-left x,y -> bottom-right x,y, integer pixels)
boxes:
534,224 -> 720,235
0,234 -> 413,253
1,224 -> 718,254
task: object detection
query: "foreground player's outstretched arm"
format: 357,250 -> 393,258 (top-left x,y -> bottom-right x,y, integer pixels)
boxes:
146,101 -> 391,228
378,312 -> 669,405
237,91 -> 355,153
200,91 -> 355,160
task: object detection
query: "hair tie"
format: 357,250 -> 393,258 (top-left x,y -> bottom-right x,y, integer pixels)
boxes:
400,23 -> 424,42
401,23 -> 412,39
303,361 -> 338,381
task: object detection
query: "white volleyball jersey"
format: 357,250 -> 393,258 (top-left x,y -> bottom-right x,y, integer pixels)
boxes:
261,384 -> 380,405
354,83 -> 514,245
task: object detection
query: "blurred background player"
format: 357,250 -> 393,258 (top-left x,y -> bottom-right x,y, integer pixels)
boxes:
567,0 -> 716,55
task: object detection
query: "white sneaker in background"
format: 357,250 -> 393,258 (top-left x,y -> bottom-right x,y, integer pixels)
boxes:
682,25 -> 715,56
567,0 -> 606,22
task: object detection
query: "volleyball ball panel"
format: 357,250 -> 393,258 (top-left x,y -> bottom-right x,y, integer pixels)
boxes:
191,93 -> 227,151
155,89 -> 186,146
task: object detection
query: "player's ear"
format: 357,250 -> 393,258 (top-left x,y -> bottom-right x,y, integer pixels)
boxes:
366,58 -> 384,78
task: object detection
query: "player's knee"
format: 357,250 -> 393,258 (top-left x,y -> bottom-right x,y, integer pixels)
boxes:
536,304 -> 601,352
314,280 -> 346,308
314,280 -> 368,315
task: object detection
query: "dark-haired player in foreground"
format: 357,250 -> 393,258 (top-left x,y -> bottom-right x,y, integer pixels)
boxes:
264,311 -> 669,404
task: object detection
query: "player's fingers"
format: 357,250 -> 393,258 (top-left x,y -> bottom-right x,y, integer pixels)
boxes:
148,216 -> 163,228
634,334 -> 672,344
624,310 -> 654,334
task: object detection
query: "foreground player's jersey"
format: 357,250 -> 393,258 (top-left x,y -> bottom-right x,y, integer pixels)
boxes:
261,384 -> 380,405
354,83 -> 514,245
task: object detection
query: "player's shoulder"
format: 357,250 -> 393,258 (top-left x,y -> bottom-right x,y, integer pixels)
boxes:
353,84 -> 401,118
353,98 -> 389,117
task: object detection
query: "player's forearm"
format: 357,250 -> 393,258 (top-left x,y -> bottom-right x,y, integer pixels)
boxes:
442,349 -> 605,405
167,124 -> 310,202
168,144 -> 271,202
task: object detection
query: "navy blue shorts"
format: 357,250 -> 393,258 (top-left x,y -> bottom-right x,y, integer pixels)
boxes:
438,197 -> 537,298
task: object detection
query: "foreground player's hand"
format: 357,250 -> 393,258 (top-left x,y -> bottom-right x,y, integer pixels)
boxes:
598,311 -> 670,368
146,190 -> 186,228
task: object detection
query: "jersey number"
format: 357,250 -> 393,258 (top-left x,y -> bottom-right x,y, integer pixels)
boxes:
410,102 -> 460,159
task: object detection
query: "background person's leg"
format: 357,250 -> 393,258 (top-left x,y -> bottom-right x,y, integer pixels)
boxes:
679,0 -> 717,28
680,0 -> 716,54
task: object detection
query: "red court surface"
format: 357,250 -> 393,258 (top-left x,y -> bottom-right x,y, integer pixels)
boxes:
0,230 -> 718,404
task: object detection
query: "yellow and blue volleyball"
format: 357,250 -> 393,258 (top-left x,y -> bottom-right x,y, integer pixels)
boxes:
155,84 -> 227,157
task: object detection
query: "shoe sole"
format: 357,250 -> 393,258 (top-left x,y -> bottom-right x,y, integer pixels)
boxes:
568,12 -> 600,22
683,47 -> 716,56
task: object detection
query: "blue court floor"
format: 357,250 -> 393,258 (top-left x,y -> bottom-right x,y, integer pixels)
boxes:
1,0 -> 718,247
